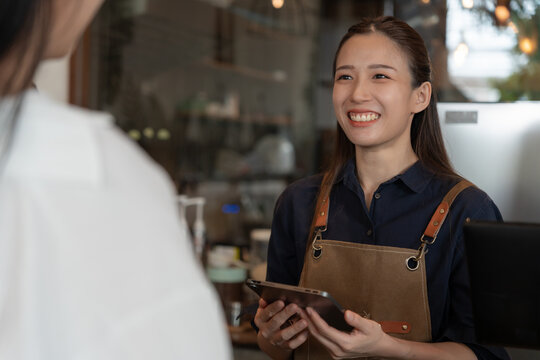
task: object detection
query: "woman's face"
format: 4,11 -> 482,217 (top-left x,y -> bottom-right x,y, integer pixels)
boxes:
45,0 -> 104,59
332,32 -> 430,154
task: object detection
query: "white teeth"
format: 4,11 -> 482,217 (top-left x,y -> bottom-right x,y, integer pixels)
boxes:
349,112 -> 379,122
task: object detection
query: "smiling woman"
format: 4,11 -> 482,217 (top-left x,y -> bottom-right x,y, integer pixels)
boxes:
332,32 -> 431,169
254,16 -> 510,360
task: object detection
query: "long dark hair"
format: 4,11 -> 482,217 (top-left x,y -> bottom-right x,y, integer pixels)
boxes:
308,16 -> 459,243
0,0 -> 51,165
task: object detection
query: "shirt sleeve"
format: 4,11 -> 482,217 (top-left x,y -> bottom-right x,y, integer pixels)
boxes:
266,187 -> 302,285
442,192 -> 510,360
266,178 -> 318,286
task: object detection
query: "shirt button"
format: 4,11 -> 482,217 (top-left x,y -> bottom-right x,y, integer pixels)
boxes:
367,229 -> 373,236
374,193 -> 381,199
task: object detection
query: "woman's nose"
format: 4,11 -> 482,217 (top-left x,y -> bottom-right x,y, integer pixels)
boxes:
350,80 -> 371,102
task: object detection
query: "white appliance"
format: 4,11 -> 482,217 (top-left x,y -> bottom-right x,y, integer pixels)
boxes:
438,102 -> 540,359
438,102 -> 540,223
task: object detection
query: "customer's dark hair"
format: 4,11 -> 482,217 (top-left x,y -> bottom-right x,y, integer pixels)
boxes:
0,0 -> 51,165
0,0 -> 51,96
308,16 -> 459,243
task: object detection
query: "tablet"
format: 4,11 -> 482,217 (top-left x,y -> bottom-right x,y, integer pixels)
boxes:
245,279 -> 353,332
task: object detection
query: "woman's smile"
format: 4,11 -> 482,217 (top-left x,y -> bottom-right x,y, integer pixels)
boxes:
348,111 -> 380,127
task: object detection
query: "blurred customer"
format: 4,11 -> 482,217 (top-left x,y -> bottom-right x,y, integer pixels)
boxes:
0,1 -> 231,359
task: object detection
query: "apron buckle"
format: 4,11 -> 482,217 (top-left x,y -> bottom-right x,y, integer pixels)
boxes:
420,234 -> 436,245
312,229 -> 323,259
406,243 -> 429,271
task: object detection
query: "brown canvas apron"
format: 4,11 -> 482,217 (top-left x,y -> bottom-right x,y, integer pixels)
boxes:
294,180 -> 472,360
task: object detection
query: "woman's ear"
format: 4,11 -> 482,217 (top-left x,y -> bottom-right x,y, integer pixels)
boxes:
412,81 -> 432,113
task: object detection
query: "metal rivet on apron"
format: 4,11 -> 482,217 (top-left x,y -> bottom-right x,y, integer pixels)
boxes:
406,256 -> 419,271
433,221 -> 439,226
374,193 -> 381,199
439,209 -> 445,214
320,211 -> 325,216
402,324 -> 408,330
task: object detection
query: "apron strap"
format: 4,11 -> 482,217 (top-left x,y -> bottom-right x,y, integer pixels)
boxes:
406,179 -> 474,270
315,196 -> 330,229
313,180 -> 474,237
422,179 -> 474,240
308,178 -> 474,267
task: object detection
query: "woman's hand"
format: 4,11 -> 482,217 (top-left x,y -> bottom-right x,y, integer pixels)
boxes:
305,307 -> 397,359
305,307 -> 479,360
254,298 -> 309,356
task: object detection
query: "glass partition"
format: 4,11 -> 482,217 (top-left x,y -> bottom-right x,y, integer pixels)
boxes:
76,0 -> 540,246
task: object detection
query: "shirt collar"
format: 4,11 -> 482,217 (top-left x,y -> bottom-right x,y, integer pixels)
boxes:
394,161 -> 434,193
4,90 -> 111,186
339,158 -> 434,194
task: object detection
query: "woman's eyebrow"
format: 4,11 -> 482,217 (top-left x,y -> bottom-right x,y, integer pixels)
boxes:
335,65 -> 355,72
367,64 -> 397,71
335,64 -> 397,72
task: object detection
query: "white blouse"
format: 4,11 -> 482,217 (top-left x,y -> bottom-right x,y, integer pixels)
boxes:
0,90 -> 231,359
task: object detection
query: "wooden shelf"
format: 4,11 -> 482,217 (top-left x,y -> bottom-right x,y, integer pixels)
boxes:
176,112 -> 291,126
202,58 -> 288,83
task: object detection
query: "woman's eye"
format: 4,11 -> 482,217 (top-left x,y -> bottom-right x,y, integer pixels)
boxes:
373,74 -> 389,79
336,74 -> 352,81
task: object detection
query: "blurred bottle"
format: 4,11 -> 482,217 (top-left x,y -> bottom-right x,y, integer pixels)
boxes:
177,196 -> 207,263
249,228 -> 271,281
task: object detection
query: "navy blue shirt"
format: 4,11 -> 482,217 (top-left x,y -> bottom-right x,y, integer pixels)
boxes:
267,160 -> 509,360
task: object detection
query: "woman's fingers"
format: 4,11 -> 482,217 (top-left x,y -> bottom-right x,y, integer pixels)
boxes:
255,300 -> 309,350
305,308 -> 387,358
306,307 -> 348,341
286,329 -> 309,349
273,318 -> 309,349
344,310 -> 375,333
279,318 -> 308,342
266,303 -> 301,332
256,300 -> 285,324
304,307 -> 350,357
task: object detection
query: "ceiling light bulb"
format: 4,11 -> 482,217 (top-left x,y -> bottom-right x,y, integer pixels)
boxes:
519,37 -> 536,55
495,5 -> 510,23
462,0 -> 474,9
421,0 -> 430,4
272,0 -> 284,9
453,42 -> 469,67
456,42 -> 469,55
